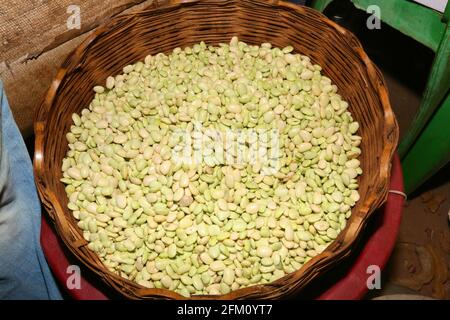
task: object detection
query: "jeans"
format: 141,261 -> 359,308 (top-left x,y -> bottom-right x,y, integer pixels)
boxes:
0,81 -> 62,299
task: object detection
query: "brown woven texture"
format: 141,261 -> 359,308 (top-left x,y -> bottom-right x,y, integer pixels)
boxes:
34,0 -> 399,299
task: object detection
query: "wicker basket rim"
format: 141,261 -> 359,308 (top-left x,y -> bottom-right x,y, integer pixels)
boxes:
34,0 -> 399,300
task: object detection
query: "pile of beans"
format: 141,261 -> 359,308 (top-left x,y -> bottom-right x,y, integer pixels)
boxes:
61,37 -> 362,297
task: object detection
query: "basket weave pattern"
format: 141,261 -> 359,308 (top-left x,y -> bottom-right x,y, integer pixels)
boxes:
34,0 -> 398,299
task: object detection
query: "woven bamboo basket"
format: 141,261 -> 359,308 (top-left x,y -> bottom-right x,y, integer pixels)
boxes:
34,0 -> 399,299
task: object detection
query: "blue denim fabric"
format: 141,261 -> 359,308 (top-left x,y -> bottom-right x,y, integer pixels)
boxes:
0,81 -> 62,299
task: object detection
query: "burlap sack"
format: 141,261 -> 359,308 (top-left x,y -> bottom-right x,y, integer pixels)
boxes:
0,0 -> 163,137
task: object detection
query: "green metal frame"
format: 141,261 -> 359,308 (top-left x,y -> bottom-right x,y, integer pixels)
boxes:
402,94 -> 450,194
310,0 -> 447,51
311,0 -> 450,194
310,0 -> 334,12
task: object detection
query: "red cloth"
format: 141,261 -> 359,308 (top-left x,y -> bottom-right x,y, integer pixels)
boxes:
41,154 -> 404,300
